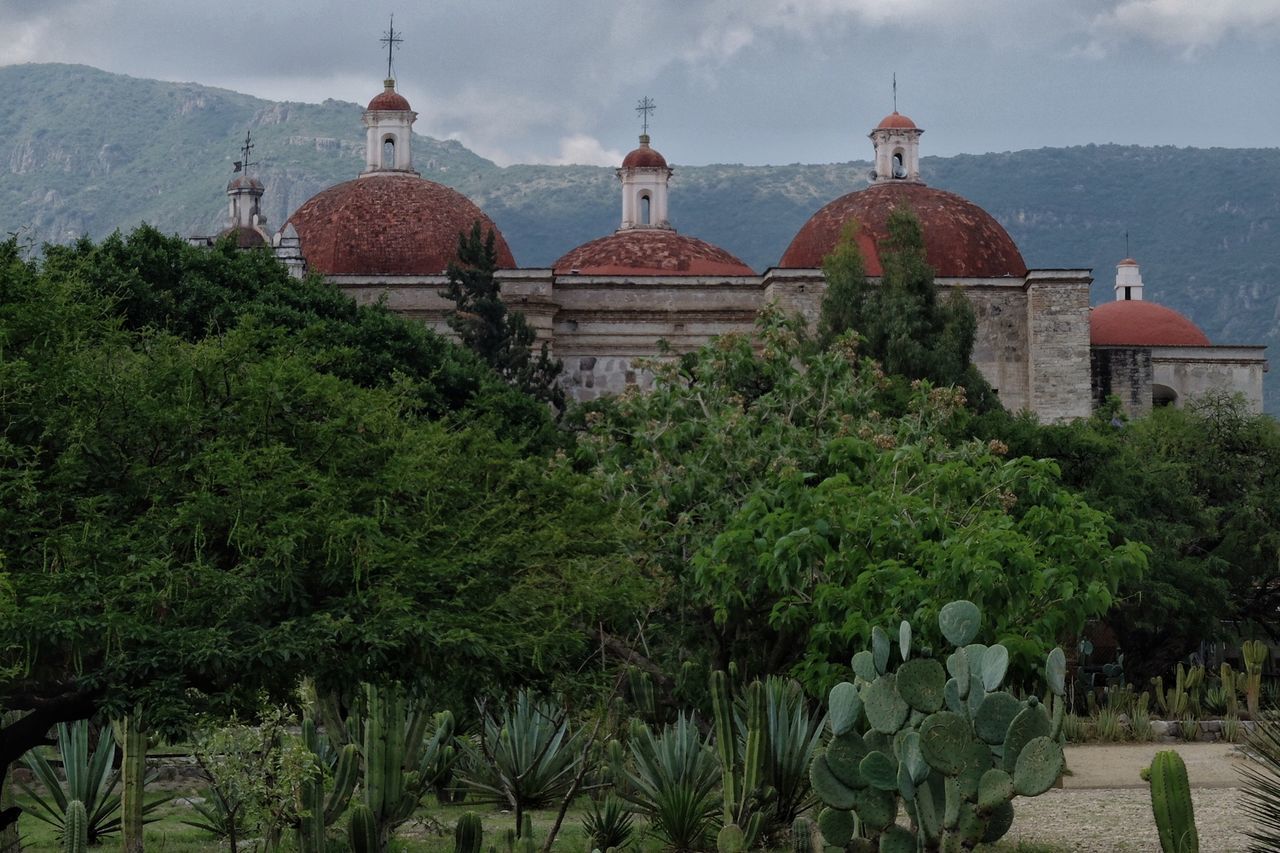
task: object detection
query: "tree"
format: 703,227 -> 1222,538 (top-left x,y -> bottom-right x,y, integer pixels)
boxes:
999,394 -> 1280,679
575,309 -> 1145,694
38,225 -> 557,450
817,207 -> 996,412
0,236 -> 643,831
442,222 -> 565,411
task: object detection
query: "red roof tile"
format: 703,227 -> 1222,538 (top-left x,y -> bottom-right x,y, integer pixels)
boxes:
554,229 -> 753,276
286,174 -> 515,276
1090,300 -> 1211,347
367,88 -> 412,112
778,182 -> 1027,277
621,143 -> 669,169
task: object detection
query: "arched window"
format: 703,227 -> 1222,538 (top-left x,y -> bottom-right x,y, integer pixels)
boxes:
640,193 -> 651,225
1153,384 -> 1178,408
892,151 -> 907,179
382,137 -> 396,169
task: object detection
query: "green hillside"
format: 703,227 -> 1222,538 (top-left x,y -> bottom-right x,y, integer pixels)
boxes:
3,63 -> 1277,411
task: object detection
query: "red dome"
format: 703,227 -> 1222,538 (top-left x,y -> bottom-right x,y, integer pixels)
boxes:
1090,300 -> 1211,347
554,229 -> 753,276
876,111 -> 918,130
621,139 -> 669,170
367,86 -> 412,112
779,182 -> 1027,277
286,174 -> 515,276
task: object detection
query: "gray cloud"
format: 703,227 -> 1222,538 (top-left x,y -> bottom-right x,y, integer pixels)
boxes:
2,0 -> 1277,165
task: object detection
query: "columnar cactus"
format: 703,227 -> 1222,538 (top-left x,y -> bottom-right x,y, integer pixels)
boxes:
62,800 -> 88,853
454,812 -> 484,853
809,600 -> 1066,851
115,714 -> 146,853
789,816 -> 813,853
1144,750 -> 1198,853
711,671 -> 768,852
1243,640 -> 1268,720
297,715 -> 360,853
348,804 -> 378,853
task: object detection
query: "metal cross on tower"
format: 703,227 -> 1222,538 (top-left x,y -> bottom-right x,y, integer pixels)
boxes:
233,130 -> 257,175
381,15 -> 403,80
892,72 -> 897,112
636,96 -> 656,136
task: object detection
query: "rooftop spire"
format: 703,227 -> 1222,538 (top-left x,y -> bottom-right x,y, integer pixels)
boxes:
636,96 -> 656,140
380,14 -> 403,81
892,72 -> 897,113
232,129 -> 257,178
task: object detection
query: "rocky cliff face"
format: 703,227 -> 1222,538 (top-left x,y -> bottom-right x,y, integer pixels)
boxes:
3,63 -> 1278,411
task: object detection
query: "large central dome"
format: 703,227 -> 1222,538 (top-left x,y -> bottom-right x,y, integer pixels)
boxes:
555,229 -> 753,276
778,182 -> 1027,277
286,174 -> 515,276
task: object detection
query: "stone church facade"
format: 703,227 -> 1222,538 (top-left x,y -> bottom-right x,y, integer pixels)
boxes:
205,74 -> 1266,423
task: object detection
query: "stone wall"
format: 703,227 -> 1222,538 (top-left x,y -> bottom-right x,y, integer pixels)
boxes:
1025,271 -> 1094,423
962,282 -> 1032,414
1152,346 -> 1268,413
1090,346 -> 1153,418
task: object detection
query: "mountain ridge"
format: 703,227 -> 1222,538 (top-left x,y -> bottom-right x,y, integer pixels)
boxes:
3,63 -> 1277,408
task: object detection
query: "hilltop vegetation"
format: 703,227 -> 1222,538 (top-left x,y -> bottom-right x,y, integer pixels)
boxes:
2,62 -> 1278,409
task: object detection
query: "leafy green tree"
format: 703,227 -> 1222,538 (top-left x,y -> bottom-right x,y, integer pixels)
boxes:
38,225 -> 556,449
0,237 -> 642,831
817,207 -> 996,411
442,222 -> 565,411
576,310 -> 1145,693
1000,394 -> 1280,678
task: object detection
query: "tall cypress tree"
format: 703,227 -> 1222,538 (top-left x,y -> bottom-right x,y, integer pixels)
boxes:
817,206 -> 995,408
442,222 -> 565,411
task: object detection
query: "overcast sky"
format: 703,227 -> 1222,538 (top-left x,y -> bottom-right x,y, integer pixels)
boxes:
3,0 -> 1279,167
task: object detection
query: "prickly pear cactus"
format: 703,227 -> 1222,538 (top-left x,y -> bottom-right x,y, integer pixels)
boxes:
809,600 -> 1066,852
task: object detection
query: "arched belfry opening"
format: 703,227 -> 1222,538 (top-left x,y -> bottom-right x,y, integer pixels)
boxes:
639,193 -> 652,225
382,137 -> 396,169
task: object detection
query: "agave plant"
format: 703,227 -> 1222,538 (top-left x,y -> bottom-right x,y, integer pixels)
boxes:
460,691 -> 583,834
581,794 -> 635,851
20,719 -> 167,844
622,714 -> 721,853
759,676 -> 824,832
1240,719 -> 1280,851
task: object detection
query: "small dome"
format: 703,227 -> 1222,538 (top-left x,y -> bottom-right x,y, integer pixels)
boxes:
227,175 -> 264,192
1118,257 -> 1139,266
554,229 -> 753,276
876,111 -> 918,130
621,135 -> 669,170
1091,301 -> 1211,347
367,80 -> 412,112
219,225 -> 269,249
286,174 -> 515,276
779,182 -> 1027,277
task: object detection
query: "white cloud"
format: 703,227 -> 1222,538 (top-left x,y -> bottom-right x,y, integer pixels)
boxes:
548,134 -> 625,167
1086,0 -> 1280,55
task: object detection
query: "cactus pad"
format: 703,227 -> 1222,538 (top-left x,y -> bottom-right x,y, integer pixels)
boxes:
944,678 -> 965,715
879,825 -> 916,853
938,601 -> 981,646
852,650 -> 877,683
981,800 -> 1015,844
810,752 -> 857,809
966,672 -> 986,718
946,648 -> 970,692
973,691 -> 1021,745
1046,647 -> 1066,697
829,681 -> 862,736
919,712 -> 973,776
1002,705 -> 1051,774
827,732 -> 869,789
1012,736 -> 1063,797
977,768 -> 1014,811
864,729 -> 893,757
859,750 -> 898,791
900,731 -> 929,784
899,620 -> 912,662
981,644 -> 1010,692
850,786 -> 897,833
717,824 -> 746,853
863,674 -> 910,734
816,808 -> 854,846
872,626 -> 891,675
896,658 -> 946,713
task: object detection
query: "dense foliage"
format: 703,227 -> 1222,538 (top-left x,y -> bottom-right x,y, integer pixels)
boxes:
997,396 -> 1280,679
576,310 -> 1146,693
0,233 -> 643,827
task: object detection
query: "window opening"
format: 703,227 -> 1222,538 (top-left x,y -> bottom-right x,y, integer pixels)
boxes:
382,138 -> 396,168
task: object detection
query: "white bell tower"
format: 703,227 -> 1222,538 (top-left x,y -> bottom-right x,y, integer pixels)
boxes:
869,112 -> 924,184
361,79 -> 418,176
618,134 -> 673,230
1115,258 -> 1144,301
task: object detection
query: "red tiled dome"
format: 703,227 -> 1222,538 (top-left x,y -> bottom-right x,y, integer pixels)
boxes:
621,140 -> 669,170
876,111 -> 918,130
367,87 -> 412,112
286,174 -> 515,276
778,182 -> 1027,277
554,229 -> 753,276
1090,301 -> 1211,347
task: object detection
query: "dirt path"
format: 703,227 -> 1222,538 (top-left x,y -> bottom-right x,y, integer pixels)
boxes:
1004,744 -> 1259,852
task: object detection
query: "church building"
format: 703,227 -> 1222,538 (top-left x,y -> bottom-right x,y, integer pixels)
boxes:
202,68 -> 1265,422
